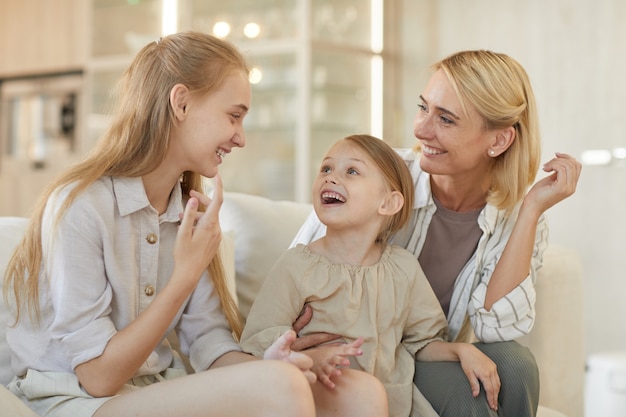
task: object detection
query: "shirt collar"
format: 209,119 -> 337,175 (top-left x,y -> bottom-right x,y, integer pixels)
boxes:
112,176 -> 183,222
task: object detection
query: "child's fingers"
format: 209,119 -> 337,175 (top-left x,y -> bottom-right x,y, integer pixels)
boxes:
264,329 -> 296,360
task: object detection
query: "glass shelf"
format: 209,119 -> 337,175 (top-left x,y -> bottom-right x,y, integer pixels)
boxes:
86,0 -> 393,202
92,0 -> 162,57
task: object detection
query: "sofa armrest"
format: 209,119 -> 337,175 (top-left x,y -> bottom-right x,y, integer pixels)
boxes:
518,245 -> 585,417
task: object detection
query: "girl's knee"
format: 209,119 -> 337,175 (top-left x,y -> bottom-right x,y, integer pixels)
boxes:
334,369 -> 388,416
246,360 -> 315,417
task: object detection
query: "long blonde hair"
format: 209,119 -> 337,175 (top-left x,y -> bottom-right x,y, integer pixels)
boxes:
426,50 -> 541,211
3,31 -> 247,338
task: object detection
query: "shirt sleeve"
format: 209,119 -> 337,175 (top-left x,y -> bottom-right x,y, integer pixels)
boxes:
42,188 -> 118,370
176,270 -> 242,372
466,212 -> 549,342
401,255 -> 448,356
240,251 -> 304,357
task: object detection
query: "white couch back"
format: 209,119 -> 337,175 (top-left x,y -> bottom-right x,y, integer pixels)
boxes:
0,193 -> 585,417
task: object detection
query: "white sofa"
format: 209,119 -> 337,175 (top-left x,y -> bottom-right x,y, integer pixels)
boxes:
0,192 -> 585,417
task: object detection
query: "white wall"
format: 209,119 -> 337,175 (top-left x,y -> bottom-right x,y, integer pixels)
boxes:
399,0 -> 626,357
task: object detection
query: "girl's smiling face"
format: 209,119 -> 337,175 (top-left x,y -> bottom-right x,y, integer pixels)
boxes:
169,71 -> 251,179
312,139 -> 391,231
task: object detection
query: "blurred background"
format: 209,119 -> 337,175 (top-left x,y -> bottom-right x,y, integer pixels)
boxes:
0,0 -> 624,397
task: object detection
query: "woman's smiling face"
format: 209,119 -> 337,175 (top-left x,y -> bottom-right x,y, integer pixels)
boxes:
412,69 -> 495,178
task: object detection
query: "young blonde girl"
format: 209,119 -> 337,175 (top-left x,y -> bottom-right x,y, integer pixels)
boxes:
2,32 -> 385,417
241,134 -> 454,417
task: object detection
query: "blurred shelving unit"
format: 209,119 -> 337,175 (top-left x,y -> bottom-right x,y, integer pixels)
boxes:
87,0 -> 398,202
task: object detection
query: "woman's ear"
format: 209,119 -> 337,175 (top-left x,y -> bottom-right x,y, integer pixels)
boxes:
489,126 -> 516,157
378,191 -> 404,216
170,83 -> 189,121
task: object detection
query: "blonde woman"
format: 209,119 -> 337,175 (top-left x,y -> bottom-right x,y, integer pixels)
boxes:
2,32 -> 385,417
292,50 -> 582,416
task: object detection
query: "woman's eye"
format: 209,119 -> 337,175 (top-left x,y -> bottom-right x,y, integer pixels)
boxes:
439,115 -> 454,125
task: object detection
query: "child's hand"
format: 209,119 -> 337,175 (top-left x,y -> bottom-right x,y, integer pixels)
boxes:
264,330 -> 316,384
305,337 -> 364,389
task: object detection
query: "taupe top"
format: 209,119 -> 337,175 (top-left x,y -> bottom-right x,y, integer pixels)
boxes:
241,244 -> 448,417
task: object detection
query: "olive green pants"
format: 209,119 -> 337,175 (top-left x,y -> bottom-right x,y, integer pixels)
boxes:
414,341 -> 540,417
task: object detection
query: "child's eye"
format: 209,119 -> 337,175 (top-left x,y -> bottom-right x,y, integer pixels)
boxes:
417,103 -> 427,112
347,168 -> 358,175
320,166 -> 331,174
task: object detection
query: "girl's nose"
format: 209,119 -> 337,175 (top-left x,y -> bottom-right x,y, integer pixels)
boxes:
324,177 -> 337,185
232,130 -> 246,148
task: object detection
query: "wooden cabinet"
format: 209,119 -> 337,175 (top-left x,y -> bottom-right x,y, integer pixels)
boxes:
0,0 -> 87,77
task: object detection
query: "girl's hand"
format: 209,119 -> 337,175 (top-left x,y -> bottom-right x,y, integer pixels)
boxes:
173,175 -> 224,288
264,330 -> 316,384
457,344 -> 501,411
304,338 -> 364,389
524,152 -> 582,215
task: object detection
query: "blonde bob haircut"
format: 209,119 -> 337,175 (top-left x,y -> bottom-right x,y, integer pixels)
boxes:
431,50 -> 541,212
3,31 -> 248,337
344,134 -> 415,243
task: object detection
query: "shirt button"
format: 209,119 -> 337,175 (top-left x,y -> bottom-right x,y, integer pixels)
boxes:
144,285 -> 155,297
146,233 -> 158,244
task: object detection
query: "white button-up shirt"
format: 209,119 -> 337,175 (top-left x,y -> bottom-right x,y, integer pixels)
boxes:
8,176 -> 241,379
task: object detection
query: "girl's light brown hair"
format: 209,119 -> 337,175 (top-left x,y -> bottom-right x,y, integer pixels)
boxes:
3,31 -> 248,338
420,50 -> 541,212
344,134 -> 414,243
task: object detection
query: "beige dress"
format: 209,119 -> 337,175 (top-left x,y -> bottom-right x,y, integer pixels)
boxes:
241,244 -> 448,417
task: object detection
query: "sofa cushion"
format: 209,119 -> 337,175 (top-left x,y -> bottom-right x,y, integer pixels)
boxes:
219,192 -> 312,319
518,245 -> 585,417
0,217 -> 29,386
0,384 -> 38,417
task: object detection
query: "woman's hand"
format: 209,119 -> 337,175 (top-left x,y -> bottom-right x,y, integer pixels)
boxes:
290,305 -> 342,351
264,330 -> 317,384
456,344 -> 501,411
172,175 -> 224,289
524,152 -> 582,216
303,338 -> 364,389
417,341 -> 500,411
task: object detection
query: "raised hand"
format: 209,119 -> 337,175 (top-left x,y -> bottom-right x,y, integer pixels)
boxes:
524,152 -> 582,215
173,174 -> 224,289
